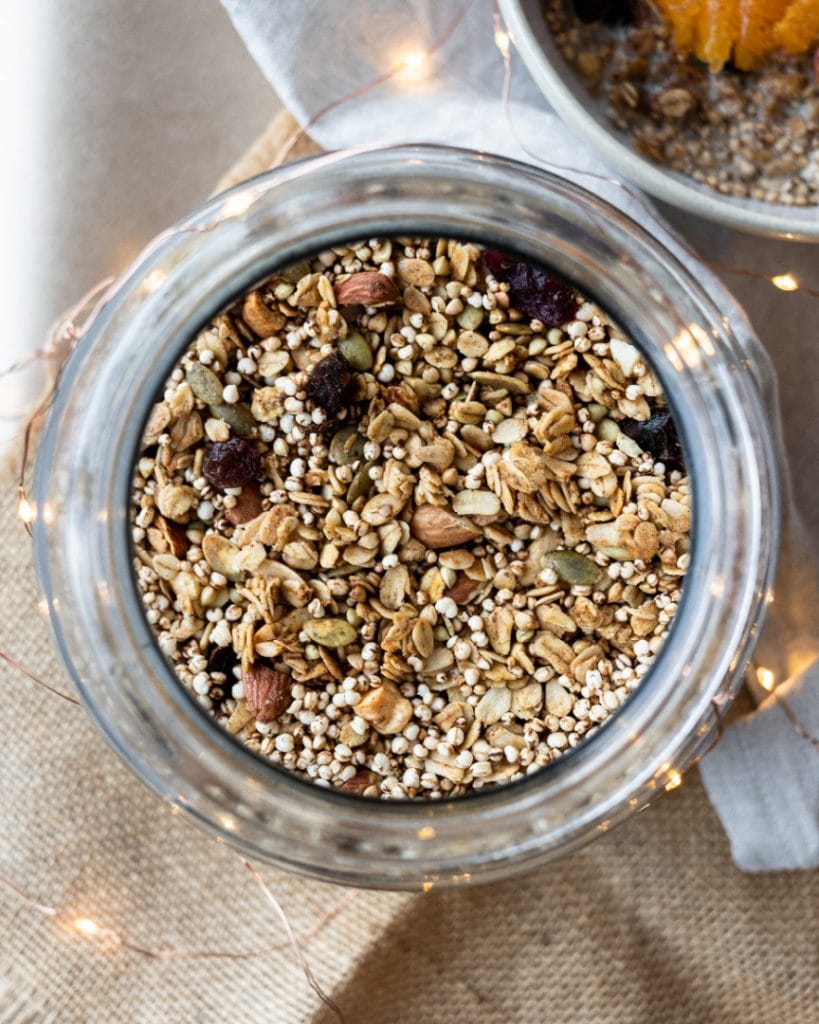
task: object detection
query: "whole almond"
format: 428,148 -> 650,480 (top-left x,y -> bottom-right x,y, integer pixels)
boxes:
242,664 -> 292,722
339,770 -> 378,795
411,503 -> 481,550
225,485 -> 264,525
334,272 -> 400,307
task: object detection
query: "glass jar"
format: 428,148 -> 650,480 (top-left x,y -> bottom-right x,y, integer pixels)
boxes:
34,145 -> 779,889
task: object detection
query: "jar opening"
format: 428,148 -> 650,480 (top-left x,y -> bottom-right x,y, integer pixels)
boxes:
127,230 -> 694,808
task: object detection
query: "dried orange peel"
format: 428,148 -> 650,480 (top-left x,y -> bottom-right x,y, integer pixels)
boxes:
655,0 -> 819,70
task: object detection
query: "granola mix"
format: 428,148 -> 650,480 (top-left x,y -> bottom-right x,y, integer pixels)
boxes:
130,237 -> 691,799
545,1 -> 819,206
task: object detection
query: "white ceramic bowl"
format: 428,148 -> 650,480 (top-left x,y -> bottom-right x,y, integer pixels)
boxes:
499,0 -> 819,240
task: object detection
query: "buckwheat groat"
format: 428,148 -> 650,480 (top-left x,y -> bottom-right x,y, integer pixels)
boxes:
131,237 -> 691,799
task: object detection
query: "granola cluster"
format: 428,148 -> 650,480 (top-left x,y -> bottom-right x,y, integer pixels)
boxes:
131,237 -> 691,798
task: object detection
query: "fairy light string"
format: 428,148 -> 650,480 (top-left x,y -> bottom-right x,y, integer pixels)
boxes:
271,0 -> 477,168
1,1 -> 818,975
0,855 -> 355,971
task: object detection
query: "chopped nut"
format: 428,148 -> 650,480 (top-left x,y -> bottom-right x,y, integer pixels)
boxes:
452,490 -> 501,517
356,683 -> 413,734
225,485 -> 264,525
444,572 -> 481,605
156,484 -> 197,524
242,290 -> 286,336
339,771 -> 379,795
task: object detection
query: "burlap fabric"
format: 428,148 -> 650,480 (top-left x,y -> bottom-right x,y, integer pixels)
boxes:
1,113 -> 816,1024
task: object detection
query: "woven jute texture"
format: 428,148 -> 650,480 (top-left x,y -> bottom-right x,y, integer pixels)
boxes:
1,112 -> 816,1024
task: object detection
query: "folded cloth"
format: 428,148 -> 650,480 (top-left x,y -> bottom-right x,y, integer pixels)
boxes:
701,670 -> 819,871
222,0 -> 819,870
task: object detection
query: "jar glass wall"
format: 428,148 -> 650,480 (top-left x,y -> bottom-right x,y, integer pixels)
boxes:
34,146 -> 779,888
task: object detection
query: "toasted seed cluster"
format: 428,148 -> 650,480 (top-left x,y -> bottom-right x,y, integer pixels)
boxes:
130,236 -> 691,799
545,1 -> 819,206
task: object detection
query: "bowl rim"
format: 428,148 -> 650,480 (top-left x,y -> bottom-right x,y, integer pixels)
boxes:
498,0 -> 819,242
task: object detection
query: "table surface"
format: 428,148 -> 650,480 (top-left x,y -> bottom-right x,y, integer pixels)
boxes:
3,0 -> 817,536
1,0 -> 275,442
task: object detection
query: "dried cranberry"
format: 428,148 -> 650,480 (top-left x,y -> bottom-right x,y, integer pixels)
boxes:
620,407 -> 685,475
202,438 -> 261,489
571,0 -> 635,25
207,645 -> 236,677
304,351 -> 351,418
483,250 -> 579,328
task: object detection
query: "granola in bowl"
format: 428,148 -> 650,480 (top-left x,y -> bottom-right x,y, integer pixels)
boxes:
131,236 -> 691,799
544,0 -> 819,206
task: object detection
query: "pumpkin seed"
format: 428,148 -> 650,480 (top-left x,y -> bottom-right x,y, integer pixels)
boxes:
347,461 -> 376,503
280,259 -> 311,284
329,425 -> 365,466
495,321 -> 535,336
597,418 -> 621,443
468,371 -> 530,395
209,402 -> 256,437
543,550 -> 601,587
304,617 -> 357,648
337,332 -> 373,371
593,545 -> 634,561
186,362 -> 224,405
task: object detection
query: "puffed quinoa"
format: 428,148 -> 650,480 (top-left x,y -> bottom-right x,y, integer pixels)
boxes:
131,236 -> 691,799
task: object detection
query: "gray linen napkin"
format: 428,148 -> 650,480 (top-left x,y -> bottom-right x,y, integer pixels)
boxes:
221,0 -> 819,870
